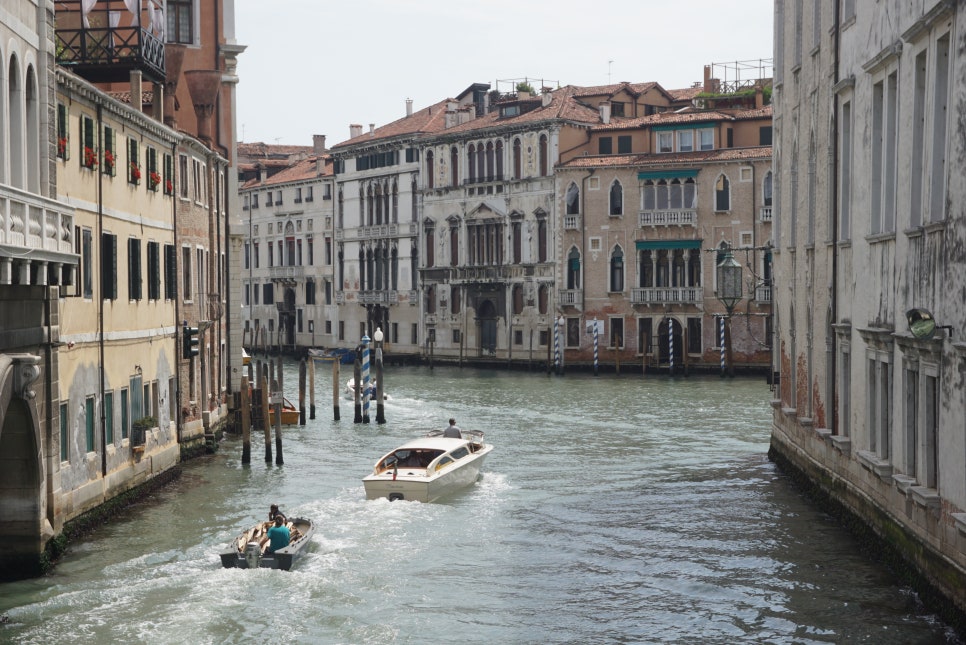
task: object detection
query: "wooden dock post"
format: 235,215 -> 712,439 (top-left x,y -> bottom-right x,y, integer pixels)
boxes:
333,357 -> 341,421
261,363 -> 272,463
353,355 -> 362,423
272,378 -> 283,465
299,359 -> 307,426
309,357 -> 316,420
240,375 -> 251,465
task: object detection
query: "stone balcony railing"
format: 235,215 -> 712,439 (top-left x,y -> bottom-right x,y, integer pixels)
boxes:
0,184 -> 77,284
756,285 -> 773,302
760,206 -> 773,222
631,286 -> 704,305
639,209 -> 697,227
269,265 -> 305,281
558,289 -> 582,307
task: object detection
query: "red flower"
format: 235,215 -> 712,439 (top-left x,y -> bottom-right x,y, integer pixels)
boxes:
57,137 -> 68,157
149,171 -> 162,189
104,149 -> 115,171
164,178 -> 174,194
83,146 -> 98,168
130,162 -> 141,182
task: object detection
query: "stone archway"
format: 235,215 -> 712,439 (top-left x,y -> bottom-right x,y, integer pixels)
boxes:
0,354 -> 44,580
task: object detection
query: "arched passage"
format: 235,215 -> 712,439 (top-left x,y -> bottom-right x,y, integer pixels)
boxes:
0,356 -> 44,580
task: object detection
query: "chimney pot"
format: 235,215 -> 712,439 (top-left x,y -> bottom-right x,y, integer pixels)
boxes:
313,134 -> 326,156
369,123 -> 375,136
406,98 -> 413,117
350,123 -> 362,139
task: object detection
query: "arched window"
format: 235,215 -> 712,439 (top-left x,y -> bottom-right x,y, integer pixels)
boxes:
426,284 -> 436,314
449,223 -> 459,266
476,143 -> 485,181
392,181 -> 398,222
451,285 -> 461,314
426,150 -> 434,189
26,65 -> 40,193
512,284 -> 524,315
451,146 -> 459,188
338,188 -> 344,228
538,135 -> 548,176
358,247 -> 366,290
669,179 -> 683,209
366,185 -> 374,225
538,284 -> 549,314
609,246 -> 624,292
424,225 -> 435,268
656,180 -> 669,210
684,178 -> 697,208
513,138 -> 522,179
565,183 -> 580,215
715,174 -> 731,211
638,249 -> 653,288
763,170 -> 773,206
496,140 -> 504,180
537,217 -> 548,263
9,54 -> 25,189
567,248 -> 581,289
485,142 -> 494,181
609,180 -> 623,216
468,143 -> 476,183
642,180 -> 656,211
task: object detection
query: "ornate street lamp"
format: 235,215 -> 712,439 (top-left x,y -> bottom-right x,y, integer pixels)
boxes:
716,245 -> 743,376
374,327 -> 386,424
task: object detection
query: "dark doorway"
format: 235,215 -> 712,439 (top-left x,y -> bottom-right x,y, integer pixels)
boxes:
477,299 -> 497,356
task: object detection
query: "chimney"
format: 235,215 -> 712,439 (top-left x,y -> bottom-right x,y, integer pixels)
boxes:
599,102 -> 611,125
130,70 -> 143,114
704,65 -> 712,93
755,85 -> 764,109
350,124 -> 362,139
163,44 -> 187,127
445,101 -> 457,129
312,134 -> 326,155
369,123 -> 375,136
542,91 -> 552,108
184,69 -> 223,146
406,98 -> 413,117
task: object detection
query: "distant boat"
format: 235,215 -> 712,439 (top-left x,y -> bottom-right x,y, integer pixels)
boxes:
242,348 -> 251,366
344,377 -> 390,401
308,347 -> 356,365
219,517 -> 315,570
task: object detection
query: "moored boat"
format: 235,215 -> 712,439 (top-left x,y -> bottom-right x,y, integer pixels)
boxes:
219,517 -> 315,570
267,396 -> 299,425
363,430 -> 494,502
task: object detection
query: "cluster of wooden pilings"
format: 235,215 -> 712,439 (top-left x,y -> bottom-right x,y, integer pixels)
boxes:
236,353 -> 389,464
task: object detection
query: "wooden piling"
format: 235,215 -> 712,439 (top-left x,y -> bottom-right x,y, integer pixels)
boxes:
240,375 -> 251,465
309,357 -> 316,420
353,357 -> 362,423
333,357 -> 341,421
299,359 -> 306,426
261,363 -> 272,463
273,378 -> 284,465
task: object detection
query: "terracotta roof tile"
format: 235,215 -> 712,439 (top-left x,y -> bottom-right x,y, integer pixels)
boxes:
241,156 -> 332,189
238,142 -> 314,158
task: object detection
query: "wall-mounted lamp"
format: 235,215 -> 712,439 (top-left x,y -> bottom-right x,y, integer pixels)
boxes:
906,308 -> 953,340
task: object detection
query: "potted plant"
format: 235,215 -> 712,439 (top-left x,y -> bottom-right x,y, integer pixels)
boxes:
129,161 -> 141,184
83,146 -> 98,169
149,171 -> 162,190
164,178 -> 174,195
104,149 -> 115,173
57,137 -> 68,159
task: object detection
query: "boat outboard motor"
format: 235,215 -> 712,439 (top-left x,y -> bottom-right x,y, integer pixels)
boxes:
244,542 -> 262,569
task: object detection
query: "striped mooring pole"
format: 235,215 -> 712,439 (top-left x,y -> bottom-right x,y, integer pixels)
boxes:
593,319 -> 599,376
720,317 -> 726,376
668,318 -> 674,375
553,321 -> 560,375
361,334 -> 371,423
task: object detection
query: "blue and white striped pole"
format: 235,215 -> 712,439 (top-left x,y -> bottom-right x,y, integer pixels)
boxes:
668,318 -> 674,375
593,319 -> 599,376
553,320 -> 560,375
720,317 -> 726,376
361,333 -> 371,423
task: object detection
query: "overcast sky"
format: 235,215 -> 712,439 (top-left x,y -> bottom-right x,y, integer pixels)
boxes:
233,0 -> 774,147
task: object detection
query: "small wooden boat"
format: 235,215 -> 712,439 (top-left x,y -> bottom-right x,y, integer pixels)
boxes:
219,517 -> 315,570
309,347 -> 356,364
268,396 -> 299,425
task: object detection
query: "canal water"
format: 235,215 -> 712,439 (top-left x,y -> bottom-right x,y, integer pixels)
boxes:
0,363 -> 960,644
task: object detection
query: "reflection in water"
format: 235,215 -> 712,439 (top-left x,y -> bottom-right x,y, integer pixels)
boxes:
0,365 -> 959,644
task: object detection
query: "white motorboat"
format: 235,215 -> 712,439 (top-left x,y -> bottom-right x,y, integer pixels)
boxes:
363,430 -> 494,502
344,377 -> 390,401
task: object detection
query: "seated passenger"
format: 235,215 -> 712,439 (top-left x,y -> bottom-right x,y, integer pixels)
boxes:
266,516 -> 290,553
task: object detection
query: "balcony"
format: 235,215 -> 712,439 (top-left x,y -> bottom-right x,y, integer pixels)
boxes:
755,285 -> 773,303
559,289 -> 582,307
639,209 -> 697,228
760,206 -> 773,222
564,215 -> 580,230
55,2 -> 166,84
0,185 -> 78,284
269,265 -> 305,281
631,286 -> 703,305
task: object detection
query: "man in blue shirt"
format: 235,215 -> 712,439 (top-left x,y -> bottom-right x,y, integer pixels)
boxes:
266,516 -> 290,553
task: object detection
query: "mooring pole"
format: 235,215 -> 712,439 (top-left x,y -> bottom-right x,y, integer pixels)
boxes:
240,375 -> 251,465
299,359 -> 306,426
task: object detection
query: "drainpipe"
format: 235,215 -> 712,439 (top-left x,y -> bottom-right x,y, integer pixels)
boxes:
173,140 -> 182,444
97,103 -> 106,477
829,0 -> 841,433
